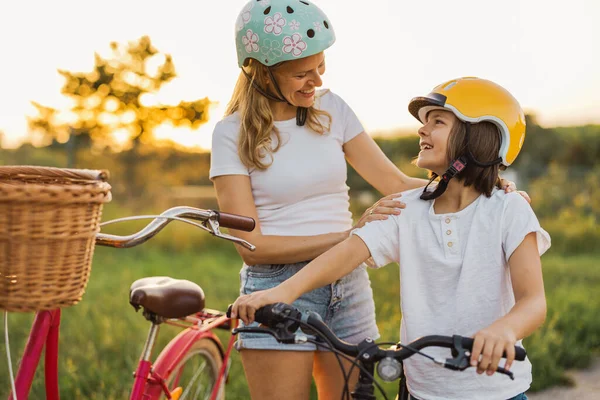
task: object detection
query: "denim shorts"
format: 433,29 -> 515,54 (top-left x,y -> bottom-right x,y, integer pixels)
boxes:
235,261 -> 380,351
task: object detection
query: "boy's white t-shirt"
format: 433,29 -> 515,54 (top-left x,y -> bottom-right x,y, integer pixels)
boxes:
209,90 -> 364,236
353,188 -> 551,400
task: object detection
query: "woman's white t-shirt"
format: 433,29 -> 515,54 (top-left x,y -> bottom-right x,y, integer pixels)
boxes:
209,90 -> 364,236
354,188 -> 551,400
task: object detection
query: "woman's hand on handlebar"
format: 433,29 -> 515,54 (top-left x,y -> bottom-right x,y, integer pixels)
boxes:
231,287 -> 293,325
470,324 -> 518,376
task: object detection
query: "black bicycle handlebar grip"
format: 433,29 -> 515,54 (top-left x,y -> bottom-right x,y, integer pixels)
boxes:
460,337 -> 527,361
226,304 -> 233,318
255,303 -> 300,327
214,211 -> 255,232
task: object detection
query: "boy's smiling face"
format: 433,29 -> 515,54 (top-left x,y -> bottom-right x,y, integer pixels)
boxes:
416,109 -> 458,175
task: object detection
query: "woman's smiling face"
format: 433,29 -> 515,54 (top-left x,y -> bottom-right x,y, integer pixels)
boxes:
270,52 -> 326,108
416,109 -> 458,174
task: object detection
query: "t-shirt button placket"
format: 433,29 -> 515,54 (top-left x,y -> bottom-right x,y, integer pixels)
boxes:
443,217 -> 459,256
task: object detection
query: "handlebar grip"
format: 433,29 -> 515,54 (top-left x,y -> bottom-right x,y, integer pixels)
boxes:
255,303 -> 302,326
214,211 -> 256,232
226,304 -> 233,319
460,337 -> 527,361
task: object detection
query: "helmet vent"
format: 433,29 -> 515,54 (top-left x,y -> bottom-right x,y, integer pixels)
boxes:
443,81 -> 457,91
307,29 -> 315,38
264,6 -> 271,14
287,6 -> 294,13
300,1 -> 310,5
323,20 -> 329,29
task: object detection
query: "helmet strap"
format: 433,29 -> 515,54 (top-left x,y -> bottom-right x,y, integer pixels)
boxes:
420,156 -> 468,200
420,123 -> 502,200
242,67 -> 308,127
267,68 -> 309,127
464,123 -> 503,167
241,68 -> 286,103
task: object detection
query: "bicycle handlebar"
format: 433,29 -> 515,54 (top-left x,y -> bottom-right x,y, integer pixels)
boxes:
213,210 -> 256,231
229,302 -> 526,363
96,206 -> 256,249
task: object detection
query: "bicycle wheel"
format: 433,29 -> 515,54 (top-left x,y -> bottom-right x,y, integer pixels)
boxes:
164,338 -> 225,400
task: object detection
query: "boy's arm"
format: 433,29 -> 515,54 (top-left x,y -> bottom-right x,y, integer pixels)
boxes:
232,235 -> 371,324
470,232 -> 547,374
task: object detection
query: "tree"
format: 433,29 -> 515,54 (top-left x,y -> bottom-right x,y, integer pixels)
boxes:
28,36 -> 212,194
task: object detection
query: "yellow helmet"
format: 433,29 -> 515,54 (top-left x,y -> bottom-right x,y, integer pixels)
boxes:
408,77 -> 526,166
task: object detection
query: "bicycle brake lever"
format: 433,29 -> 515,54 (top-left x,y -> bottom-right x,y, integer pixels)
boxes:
444,335 -> 471,371
444,336 -> 515,380
233,326 -> 296,344
495,366 -> 515,380
206,219 -> 256,250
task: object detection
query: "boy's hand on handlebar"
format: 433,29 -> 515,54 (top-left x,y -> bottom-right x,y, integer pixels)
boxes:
231,288 -> 292,325
471,325 -> 517,376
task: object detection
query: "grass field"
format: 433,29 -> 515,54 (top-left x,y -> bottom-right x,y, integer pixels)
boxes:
1,240 -> 598,399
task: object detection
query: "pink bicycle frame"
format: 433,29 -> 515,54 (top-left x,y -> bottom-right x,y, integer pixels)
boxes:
9,309 -> 237,400
9,309 -> 61,400
142,314 -> 237,400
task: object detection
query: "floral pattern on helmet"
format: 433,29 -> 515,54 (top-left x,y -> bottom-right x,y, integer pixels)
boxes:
261,39 -> 283,61
264,12 -> 286,35
282,33 -> 307,57
235,2 -> 254,32
242,29 -> 260,53
235,0 -> 335,67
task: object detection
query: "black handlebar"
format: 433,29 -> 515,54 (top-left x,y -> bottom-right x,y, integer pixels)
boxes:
227,302 -> 527,362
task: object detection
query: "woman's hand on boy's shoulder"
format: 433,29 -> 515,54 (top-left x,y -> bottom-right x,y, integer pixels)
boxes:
470,324 -> 518,376
353,193 -> 405,229
500,178 -> 531,204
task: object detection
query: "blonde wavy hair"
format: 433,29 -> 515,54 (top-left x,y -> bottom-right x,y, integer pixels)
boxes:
225,59 -> 332,170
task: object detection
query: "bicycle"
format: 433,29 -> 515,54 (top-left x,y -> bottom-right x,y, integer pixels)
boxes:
5,205 -> 257,400
226,302 -> 528,400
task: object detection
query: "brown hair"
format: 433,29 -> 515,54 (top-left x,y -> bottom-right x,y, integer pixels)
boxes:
445,120 -> 505,196
225,59 -> 332,170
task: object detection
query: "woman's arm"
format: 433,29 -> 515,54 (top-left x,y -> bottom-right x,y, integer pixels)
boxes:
470,232 -> 547,374
343,132 -> 428,195
231,235 -> 371,323
213,174 -> 349,265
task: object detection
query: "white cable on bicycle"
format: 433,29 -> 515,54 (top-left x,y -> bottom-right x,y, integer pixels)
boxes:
4,312 -> 17,400
99,215 -> 211,232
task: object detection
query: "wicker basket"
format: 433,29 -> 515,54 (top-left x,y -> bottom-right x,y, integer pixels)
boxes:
0,166 -> 112,312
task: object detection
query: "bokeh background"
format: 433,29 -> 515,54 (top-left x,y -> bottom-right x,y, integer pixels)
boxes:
1,0 -> 599,398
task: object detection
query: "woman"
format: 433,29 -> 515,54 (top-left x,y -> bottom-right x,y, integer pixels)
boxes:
210,1 -> 521,399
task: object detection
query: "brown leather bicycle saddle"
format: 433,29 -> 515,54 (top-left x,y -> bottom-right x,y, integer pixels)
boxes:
129,276 -> 205,319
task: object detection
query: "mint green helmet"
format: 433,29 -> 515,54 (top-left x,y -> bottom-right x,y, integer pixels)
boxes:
235,0 -> 336,68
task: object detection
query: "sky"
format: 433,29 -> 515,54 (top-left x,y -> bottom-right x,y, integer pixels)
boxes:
0,0 -> 599,150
